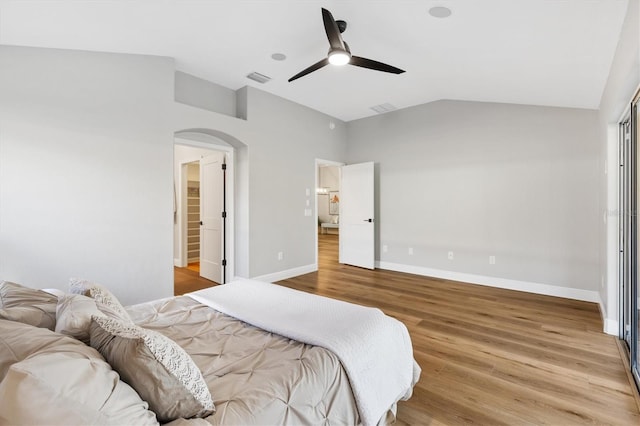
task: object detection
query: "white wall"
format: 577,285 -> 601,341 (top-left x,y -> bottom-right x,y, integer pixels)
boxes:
347,100 -> 600,299
599,0 -> 639,334
0,46 -> 175,305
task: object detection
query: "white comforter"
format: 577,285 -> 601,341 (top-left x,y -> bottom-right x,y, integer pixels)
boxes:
188,279 -> 420,426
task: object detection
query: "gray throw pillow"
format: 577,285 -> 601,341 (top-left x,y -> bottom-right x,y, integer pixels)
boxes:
89,316 -> 214,422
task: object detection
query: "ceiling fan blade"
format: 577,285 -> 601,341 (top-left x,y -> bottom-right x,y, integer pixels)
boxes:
322,8 -> 345,51
350,56 -> 405,74
288,58 -> 330,82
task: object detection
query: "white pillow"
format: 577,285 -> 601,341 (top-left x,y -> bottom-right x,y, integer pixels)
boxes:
69,278 -> 132,323
55,294 -> 103,344
41,288 -> 65,298
0,320 -> 158,425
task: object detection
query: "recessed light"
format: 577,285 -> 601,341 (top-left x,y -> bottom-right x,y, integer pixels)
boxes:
429,6 -> 452,18
271,53 -> 287,61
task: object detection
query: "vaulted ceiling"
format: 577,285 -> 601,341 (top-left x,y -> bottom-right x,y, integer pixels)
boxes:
0,0 -> 629,121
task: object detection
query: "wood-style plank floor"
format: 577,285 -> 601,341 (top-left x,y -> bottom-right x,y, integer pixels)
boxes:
278,234 -> 640,425
175,234 -> 640,425
174,265 -> 215,296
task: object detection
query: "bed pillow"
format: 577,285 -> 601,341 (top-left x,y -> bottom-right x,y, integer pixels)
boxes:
0,281 -> 57,330
0,319 -> 158,425
89,316 -> 214,422
55,294 -> 103,344
69,278 -> 132,323
41,288 -> 66,298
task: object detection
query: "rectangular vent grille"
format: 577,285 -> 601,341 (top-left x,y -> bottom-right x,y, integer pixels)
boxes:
246,72 -> 271,84
370,102 -> 397,114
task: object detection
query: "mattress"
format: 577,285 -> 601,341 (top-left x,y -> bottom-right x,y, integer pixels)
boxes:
127,296 -> 363,425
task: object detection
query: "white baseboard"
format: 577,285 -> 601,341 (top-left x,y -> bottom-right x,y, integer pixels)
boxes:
252,263 -> 318,283
603,318 -> 619,335
174,258 -> 182,267
376,261 -> 601,303
597,299 -> 619,336
243,260 -> 618,334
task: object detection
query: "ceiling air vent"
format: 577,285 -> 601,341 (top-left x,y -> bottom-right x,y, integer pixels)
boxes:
370,102 -> 397,114
246,72 -> 272,84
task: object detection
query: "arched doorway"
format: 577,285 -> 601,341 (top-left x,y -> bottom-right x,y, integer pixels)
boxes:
173,129 -> 249,291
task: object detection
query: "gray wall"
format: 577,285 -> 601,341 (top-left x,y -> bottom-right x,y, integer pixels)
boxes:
2,35 -> 632,309
175,71 -> 237,118
0,46 -> 175,305
172,87 -> 348,279
243,88 -> 347,277
0,45 -> 348,300
347,100 -> 600,291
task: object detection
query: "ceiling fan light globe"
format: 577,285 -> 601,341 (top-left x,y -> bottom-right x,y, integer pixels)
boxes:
328,50 -> 351,66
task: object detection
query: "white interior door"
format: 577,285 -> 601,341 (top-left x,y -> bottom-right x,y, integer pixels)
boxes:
339,162 -> 375,269
200,153 -> 225,283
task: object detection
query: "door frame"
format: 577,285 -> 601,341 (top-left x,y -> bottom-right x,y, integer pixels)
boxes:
175,137 -> 235,283
617,87 -> 640,392
315,159 -> 344,269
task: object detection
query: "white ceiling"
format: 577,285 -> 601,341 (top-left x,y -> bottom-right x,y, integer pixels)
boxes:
0,0 -> 629,121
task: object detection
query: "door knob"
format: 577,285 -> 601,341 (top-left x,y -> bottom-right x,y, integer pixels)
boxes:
363,218 -> 373,223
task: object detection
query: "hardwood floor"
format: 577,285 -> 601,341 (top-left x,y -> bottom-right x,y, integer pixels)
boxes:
187,261 -> 200,273
174,234 -> 639,424
174,265 -> 216,296
276,234 -> 640,425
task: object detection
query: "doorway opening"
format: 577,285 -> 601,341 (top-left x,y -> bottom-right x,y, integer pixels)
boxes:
315,160 -> 343,270
174,138 -> 234,293
185,161 -> 201,272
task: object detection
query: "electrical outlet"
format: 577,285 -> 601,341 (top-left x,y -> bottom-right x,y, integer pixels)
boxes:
448,251 -> 454,260
408,247 -> 414,255
383,245 -> 388,253
489,255 -> 496,265
277,252 -> 283,261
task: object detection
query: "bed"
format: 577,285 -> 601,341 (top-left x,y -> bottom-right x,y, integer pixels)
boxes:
0,278 -> 420,425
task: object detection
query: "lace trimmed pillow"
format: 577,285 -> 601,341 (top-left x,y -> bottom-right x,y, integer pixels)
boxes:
69,278 -> 132,323
89,315 -> 214,423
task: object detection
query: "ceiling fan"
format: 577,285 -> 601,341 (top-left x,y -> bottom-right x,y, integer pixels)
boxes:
288,8 -> 406,82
